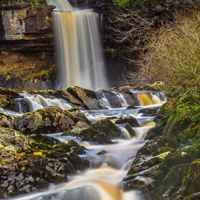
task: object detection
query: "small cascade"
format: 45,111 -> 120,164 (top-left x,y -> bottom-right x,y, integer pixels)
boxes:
26,96 -> 44,111
16,94 -> 72,112
130,90 -> 167,107
96,91 -> 129,109
110,91 -> 129,108
46,0 -> 107,90
18,101 -> 23,114
120,127 -> 131,139
137,94 -> 153,106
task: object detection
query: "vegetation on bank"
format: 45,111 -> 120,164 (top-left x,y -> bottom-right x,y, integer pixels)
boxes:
139,11 -> 200,140
0,52 -> 55,92
105,0 -> 200,70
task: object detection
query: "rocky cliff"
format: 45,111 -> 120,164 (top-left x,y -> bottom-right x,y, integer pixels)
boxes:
0,0 -> 54,52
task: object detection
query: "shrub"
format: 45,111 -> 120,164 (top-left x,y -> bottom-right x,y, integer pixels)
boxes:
143,12 -> 200,103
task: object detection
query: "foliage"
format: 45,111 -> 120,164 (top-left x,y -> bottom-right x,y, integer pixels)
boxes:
144,12 -> 200,101
142,12 -> 200,139
112,0 -> 129,7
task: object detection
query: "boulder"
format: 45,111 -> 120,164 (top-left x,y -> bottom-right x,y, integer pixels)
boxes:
123,123 -> 136,137
0,133 -> 89,199
64,121 -> 113,144
0,127 -> 29,155
64,119 -> 121,144
0,87 -> 21,109
91,118 -> 121,139
0,114 -> 11,127
115,116 -> 139,127
11,106 -> 90,135
67,86 -> 100,110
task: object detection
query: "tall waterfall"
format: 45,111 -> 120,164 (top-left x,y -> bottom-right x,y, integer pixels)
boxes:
46,0 -> 107,90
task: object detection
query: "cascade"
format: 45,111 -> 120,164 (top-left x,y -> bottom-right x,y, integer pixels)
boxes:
1,89 -> 167,200
46,0 -> 107,90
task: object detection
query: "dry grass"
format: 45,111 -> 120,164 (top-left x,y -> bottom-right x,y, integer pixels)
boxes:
142,12 -> 200,102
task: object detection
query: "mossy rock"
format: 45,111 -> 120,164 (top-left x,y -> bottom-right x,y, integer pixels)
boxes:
115,116 -> 139,127
66,86 -> 100,110
91,118 -> 121,139
0,114 -> 12,127
146,114 -> 169,139
66,122 -> 113,144
0,87 -> 21,110
0,127 -> 29,154
11,106 -> 78,135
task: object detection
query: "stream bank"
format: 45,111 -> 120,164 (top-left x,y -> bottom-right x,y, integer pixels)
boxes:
0,85 -> 165,199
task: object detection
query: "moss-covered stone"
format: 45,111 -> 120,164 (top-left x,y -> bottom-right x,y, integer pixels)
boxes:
66,86 -> 100,110
11,106 -> 88,135
0,87 -> 21,110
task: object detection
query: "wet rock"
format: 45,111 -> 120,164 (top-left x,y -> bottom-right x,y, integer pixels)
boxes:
67,126 -> 113,144
0,127 -> 29,155
64,119 -> 120,144
28,134 -> 61,146
0,134 -> 89,198
163,116 -> 192,139
123,123 -> 136,137
146,114 -> 169,139
0,87 -> 21,110
69,107 -> 92,125
115,116 -> 139,127
53,89 -> 84,106
0,114 -> 11,127
136,136 -> 179,158
11,106 -> 77,135
97,150 -> 107,155
67,86 -> 100,110
138,107 -> 159,116
91,118 -> 121,139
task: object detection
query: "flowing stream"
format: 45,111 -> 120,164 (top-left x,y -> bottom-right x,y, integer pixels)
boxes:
5,91 -> 166,200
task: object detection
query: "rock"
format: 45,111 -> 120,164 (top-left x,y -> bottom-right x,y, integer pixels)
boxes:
65,119 -> 120,144
0,1 -> 54,52
123,123 -> 136,137
91,118 -> 121,139
11,106 -> 77,135
67,86 -> 100,110
66,124 -> 113,144
0,114 -> 11,127
97,150 -> 107,155
0,132 -> 89,199
115,116 -> 139,127
0,127 -> 29,154
163,116 -> 192,139
53,89 -> 84,107
146,114 -> 169,139
23,78 -> 53,91
0,87 -> 21,109
138,107 -> 159,116
69,107 -> 92,125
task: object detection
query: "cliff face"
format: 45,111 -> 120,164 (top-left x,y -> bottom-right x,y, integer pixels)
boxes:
0,0 -> 54,51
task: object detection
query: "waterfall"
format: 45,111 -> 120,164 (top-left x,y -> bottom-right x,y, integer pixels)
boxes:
47,0 -> 107,90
